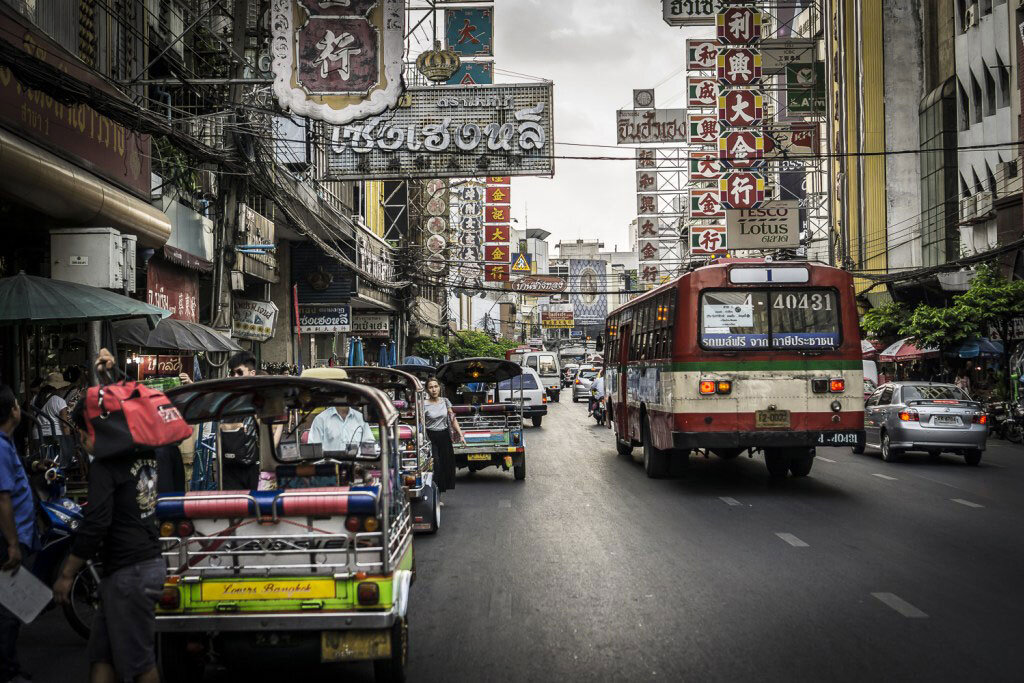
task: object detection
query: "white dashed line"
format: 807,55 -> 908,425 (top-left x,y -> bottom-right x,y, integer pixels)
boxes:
872,592 -> 928,618
987,463 -> 1005,469
872,473 -> 897,481
775,533 -> 809,547
719,496 -> 741,506
951,498 -> 984,508
817,457 -> 836,463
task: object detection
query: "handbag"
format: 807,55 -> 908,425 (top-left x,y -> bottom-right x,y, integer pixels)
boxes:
81,381 -> 193,459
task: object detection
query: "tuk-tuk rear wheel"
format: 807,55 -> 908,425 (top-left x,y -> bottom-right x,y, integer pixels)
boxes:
514,460 -> 526,480
373,618 -> 408,683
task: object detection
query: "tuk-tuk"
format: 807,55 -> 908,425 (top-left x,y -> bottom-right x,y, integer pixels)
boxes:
435,358 -> 526,481
340,366 -> 440,534
154,377 -> 413,682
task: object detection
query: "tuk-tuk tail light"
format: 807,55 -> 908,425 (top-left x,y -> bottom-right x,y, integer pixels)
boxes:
159,521 -> 175,537
363,516 -> 380,533
357,582 -> 380,606
158,586 -> 181,610
345,516 -> 362,533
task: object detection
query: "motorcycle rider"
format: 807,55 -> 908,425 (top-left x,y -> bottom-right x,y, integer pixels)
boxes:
588,371 -> 606,419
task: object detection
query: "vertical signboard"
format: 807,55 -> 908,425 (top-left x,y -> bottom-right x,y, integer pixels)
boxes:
484,176 -> 510,282
446,7 -> 493,57
569,260 -> 608,327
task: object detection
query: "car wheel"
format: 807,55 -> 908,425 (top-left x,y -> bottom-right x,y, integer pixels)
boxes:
964,451 -> 982,466
642,417 -> 670,478
852,442 -> 865,455
881,432 -> 899,463
572,394 -> 579,403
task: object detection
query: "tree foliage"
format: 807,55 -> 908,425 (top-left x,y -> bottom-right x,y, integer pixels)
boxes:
859,302 -> 908,346
449,331 -> 520,360
413,337 -> 449,362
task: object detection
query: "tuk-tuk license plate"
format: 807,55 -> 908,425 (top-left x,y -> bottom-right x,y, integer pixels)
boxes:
200,579 -> 335,602
755,410 -> 791,429
466,454 -> 492,461
321,630 -> 391,663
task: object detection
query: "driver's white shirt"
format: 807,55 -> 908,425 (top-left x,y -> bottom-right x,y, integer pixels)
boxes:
308,407 -> 376,451
591,376 -> 605,398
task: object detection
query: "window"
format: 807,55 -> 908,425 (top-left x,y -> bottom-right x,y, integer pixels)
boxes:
996,59 -> 1010,108
526,356 -> 538,370
699,289 -> 840,350
866,389 -> 883,407
983,60 -> 996,116
901,385 -> 968,402
538,355 -> 557,376
878,387 -> 894,405
957,79 -> 970,131
499,374 -> 539,391
970,72 -> 983,123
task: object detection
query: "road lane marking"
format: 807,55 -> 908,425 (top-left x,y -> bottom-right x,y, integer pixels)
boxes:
986,463 -> 1005,469
719,496 -> 741,506
817,457 -> 836,463
498,499 -> 511,509
951,498 -> 984,508
775,533 -> 808,547
871,592 -> 928,618
872,473 -> 897,481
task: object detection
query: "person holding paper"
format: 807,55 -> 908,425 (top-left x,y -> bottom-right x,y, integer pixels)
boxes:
0,384 -> 36,683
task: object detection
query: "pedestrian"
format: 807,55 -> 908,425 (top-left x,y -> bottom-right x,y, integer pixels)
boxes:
33,371 -> 74,463
955,370 -> 971,395
0,384 -> 36,683
54,348 -> 163,683
221,351 -> 261,490
423,377 -> 464,499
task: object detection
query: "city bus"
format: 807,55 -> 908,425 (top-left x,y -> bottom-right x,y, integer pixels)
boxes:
605,259 -> 864,479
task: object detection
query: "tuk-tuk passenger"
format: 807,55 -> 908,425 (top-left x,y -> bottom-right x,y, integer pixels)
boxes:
307,405 -> 376,452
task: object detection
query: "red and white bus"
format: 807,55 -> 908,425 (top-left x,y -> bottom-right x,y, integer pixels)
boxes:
605,259 -> 864,479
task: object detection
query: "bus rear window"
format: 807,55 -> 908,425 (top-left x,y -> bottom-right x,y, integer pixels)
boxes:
700,289 -> 839,350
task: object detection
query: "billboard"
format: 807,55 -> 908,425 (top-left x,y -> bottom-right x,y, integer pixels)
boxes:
541,304 -> 574,329
725,201 -> 801,249
664,0 -> 724,26
271,0 -> 405,125
569,259 -> 608,326
327,83 -> 554,180
616,109 -> 688,144
445,8 -> 493,57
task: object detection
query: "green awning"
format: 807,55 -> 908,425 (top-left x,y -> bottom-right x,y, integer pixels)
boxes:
0,272 -> 169,328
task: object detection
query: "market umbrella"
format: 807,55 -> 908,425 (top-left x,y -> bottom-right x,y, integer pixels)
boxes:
861,339 -> 884,359
0,272 -> 168,328
878,337 -> 940,362
348,338 -> 364,366
955,338 -> 1004,359
377,342 -> 388,367
402,356 -> 431,366
112,318 -> 242,353
388,340 -> 397,367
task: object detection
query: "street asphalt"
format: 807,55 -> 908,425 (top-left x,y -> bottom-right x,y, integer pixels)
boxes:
18,400 -> 1024,682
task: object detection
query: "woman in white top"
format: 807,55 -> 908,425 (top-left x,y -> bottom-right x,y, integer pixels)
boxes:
423,377 -> 464,495
33,371 -> 74,463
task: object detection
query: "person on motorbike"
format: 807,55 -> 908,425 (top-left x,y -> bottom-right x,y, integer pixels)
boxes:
588,372 -> 605,418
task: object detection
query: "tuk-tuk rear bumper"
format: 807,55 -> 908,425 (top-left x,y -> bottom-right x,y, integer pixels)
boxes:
155,609 -> 396,633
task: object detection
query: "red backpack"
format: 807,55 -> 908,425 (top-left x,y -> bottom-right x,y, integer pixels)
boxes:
81,381 -> 193,459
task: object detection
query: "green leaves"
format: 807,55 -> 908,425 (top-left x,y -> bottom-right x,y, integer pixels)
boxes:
860,303 -> 908,346
414,331 -> 522,361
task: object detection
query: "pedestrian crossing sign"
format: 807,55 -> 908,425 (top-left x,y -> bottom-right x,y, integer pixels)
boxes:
511,252 -> 532,273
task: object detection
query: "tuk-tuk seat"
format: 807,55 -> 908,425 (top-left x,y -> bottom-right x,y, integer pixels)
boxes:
397,424 -> 414,440
451,405 -> 475,416
392,400 -> 408,410
156,490 -> 253,520
271,486 -> 379,516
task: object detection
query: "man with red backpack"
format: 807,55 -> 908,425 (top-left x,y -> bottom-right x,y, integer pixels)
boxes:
53,348 -> 180,683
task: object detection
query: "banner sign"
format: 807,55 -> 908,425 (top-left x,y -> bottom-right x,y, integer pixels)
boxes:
136,355 -> 191,380
327,83 -> 554,180
232,298 -> 279,342
484,175 -> 511,282
351,313 -> 391,338
664,0 -> 725,26
616,109 -> 688,144
146,258 -> 199,323
513,275 -> 567,294
445,8 -> 493,57
691,225 -> 727,255
541,304 -> 574,329
296,305 -> 352,334
686,39 -> 718,70
271,0 -> 405,125
725,201 -> 801,249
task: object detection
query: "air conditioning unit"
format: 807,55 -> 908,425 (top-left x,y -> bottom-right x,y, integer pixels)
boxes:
50,228 -> 124,290
975,191 -> 994,216
964,4 -> 978,30
959,194 -> 977,222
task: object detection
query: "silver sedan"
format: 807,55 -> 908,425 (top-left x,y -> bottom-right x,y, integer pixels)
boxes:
858,382 -> 988,465
572,367 -> 599,402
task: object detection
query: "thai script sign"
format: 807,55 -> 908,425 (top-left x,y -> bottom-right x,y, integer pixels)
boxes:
616,109 -> 688,144
232,298 -> 279,342
664,0 -> 725,26
351,313 -> 391,338
296,305 -> 351,334
327,83 -> 553,179
137,355 -> 191,380
541,304 -> 574,329
725,201 -> 801,249
146,259 -> 198,323
513,275 -> 567,294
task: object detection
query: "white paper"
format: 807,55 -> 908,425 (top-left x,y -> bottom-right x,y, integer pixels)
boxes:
703,304 -> 753,328
0,567 -> 53,624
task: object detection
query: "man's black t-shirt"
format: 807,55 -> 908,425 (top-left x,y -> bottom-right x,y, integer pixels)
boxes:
71,454 -> 161,575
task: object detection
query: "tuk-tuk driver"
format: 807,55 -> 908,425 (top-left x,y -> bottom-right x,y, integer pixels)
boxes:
307,405 -> 376,452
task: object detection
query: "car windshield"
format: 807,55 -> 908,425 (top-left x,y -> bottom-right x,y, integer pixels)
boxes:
902,385 -> 969,401
579,370 -> 598,379
498,374 -> 539,390
700,289 -> 840,350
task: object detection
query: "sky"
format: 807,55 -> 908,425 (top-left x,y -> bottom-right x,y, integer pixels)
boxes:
492,1 -> 706,254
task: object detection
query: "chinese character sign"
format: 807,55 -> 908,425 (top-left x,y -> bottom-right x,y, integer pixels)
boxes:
717,89 -> 763,127
719,130 -> 764,169
717,47 -> 761,86
484,175 -> 511,282
687,39 -> 718,70
687,77 -> 718,108
271,0 -> 405,125
691,188 -> 725,217
690,152 -> 723,182
717,7 -> 761,44
720,172 -> 765,210
691,226 -> 727,255
688,114 -> 719,144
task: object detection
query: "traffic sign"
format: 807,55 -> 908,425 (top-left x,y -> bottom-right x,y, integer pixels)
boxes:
720,172 -> 765,210
511,252 -> 532,272
718,130 -> 764,169
717,89 -> 763,127
717,47 -> 762,86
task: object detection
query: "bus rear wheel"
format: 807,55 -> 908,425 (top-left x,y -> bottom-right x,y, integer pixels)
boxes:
789,455 -> 814,477
642,417 -> 670,478
764,450 -> 790,478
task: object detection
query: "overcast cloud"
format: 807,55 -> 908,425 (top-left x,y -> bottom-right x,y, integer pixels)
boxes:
494,1 -> 705,254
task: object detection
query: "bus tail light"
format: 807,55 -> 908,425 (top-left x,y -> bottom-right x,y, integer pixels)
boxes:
716,381 -> 732,395
899,409 -> 919,422
699,381 -> 716,395
829,379 -> 846,393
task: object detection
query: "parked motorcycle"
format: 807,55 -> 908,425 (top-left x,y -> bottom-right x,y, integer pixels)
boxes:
986,401 -> 1010,439
1004,401 -> 1024,443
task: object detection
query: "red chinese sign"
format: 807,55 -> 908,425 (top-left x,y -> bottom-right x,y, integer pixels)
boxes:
687,76 -> 718,108
717,48 -> 762,86
691,226 -> 727,255
719,131 -> 764,169
484,264 -> 509,282
720,172 -> 765,209
484,224 -> 509,243
688,114 -> 719,144
717,7 -> 761,45
484,205 -> 509,223
485,175 -> 510,280
485,244 -> 511,263
690,152 -> 723,182
717,89 -> 763,127
485,185 -> 511,205
691,188 -> 725,218
146,258 -> 199,323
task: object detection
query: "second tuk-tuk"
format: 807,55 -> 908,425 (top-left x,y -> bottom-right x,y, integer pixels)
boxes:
436,358 -> 527,481
154,376 -> 413,682
340,366 -> 440,534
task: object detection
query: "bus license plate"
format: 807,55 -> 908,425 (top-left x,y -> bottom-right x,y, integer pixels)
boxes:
755,410 -> 790,428
466,454 -> 491,461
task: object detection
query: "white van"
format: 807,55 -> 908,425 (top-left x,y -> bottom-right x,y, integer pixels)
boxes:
520,351 -> 561,402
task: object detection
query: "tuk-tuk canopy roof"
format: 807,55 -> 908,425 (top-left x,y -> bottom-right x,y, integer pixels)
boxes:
166,376 -> 397,425
435,357 -> 523,385
340,366 -> 423,392
392,363 -> 437,381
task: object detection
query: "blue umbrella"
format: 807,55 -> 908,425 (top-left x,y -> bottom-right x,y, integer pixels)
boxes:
378,342 -> 388,367
388,340 -> 397,367
349,337 -> 364,367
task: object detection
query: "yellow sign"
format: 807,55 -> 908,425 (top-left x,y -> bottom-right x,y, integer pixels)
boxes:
466,454 -> 491,461
511,253 -> 531,272
200,579 -> 336,602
